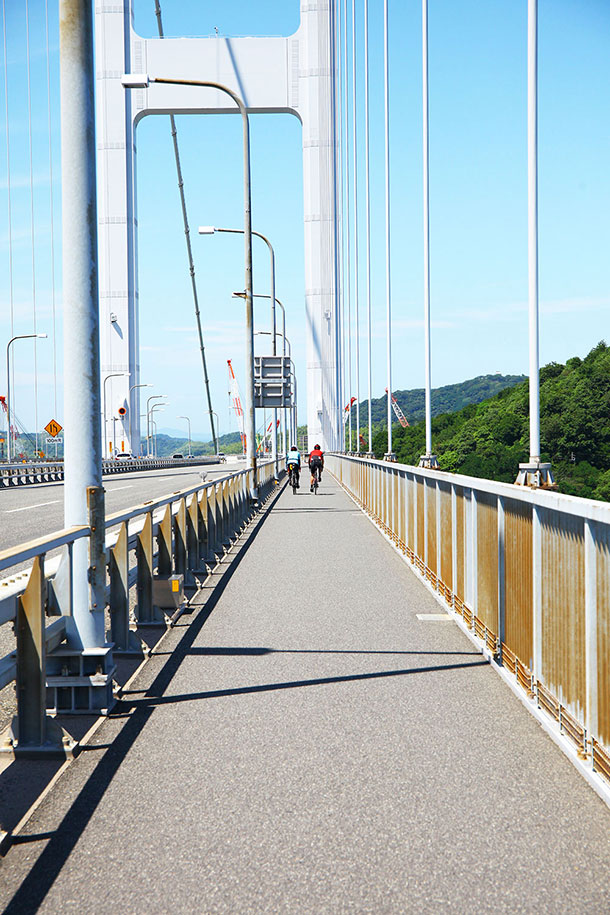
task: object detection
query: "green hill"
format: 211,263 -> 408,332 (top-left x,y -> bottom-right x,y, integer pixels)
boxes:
372,341 -> 610,502
351,373 -> 526,428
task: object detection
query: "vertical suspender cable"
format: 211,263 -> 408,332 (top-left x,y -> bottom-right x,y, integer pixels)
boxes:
25,0 -> 40,454
45,0 -> 58,455
422,0 -> 432,458
527,0 -> 540,463
332,0 -> 343,451
154,1 -> 218,453
351,0 -> 360,452
364,0 -> 372,454
2,0 -> 14,417
384,0 -> 394,458
344,0 -> 352,451
338,0 -> 346,451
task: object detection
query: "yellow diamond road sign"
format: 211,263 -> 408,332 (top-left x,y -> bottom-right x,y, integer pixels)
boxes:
45,419 -> 63,438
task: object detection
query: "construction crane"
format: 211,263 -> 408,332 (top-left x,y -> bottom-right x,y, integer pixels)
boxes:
256,417 -> 280,454
359,433 -> 368,450
227,360 -> 246,453
385,389 -> 410,428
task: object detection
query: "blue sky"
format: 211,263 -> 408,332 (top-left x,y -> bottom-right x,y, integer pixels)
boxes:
1,0 -> 609,440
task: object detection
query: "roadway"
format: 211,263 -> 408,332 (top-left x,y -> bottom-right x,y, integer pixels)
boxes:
0,460 -> 239,552
1,474 -> 609,911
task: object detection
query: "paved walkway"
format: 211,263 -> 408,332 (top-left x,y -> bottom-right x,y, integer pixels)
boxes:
1,475 -> 610,913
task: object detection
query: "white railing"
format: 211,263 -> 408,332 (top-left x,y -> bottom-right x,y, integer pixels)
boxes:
0,455 -> 224,488
328,453 -> 610,788
0,460 -> 278,757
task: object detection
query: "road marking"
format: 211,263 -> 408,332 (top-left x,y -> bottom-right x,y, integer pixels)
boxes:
105,485 -> 133,492
416,613 -> 452,621
5,500 -> 60,514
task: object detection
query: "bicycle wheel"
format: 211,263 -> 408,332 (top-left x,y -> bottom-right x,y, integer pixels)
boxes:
292,471 -> 298,494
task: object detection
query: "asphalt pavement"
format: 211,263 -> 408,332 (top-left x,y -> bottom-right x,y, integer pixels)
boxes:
1,474 -> 609,913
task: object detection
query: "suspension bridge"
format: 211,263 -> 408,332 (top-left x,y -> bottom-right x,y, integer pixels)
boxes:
0,1 -> 609,911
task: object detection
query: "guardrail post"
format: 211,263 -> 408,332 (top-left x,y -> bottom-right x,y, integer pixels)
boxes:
173,498 -> 187,579
157,504 -> 173,576
584,518 -> 598,748
497,497 -> 506,660
222,481 -> 230,546
198,489 -> 212,565
207,484 -> 218,557
1,556 -> 74,757
136,511 -> 156,623
186,493 -> 200,577
110,522 -> 129,650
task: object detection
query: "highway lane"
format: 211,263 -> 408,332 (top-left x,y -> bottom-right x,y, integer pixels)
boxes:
0,460 -> 244,553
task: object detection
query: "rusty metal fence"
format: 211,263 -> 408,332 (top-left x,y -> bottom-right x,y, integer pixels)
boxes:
328,453 -> 610,786
0,461 -> 277,757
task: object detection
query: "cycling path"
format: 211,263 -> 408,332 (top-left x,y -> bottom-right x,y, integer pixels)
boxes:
1,474 -> 609,912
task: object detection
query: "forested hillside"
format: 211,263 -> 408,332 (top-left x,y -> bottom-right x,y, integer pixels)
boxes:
372,342 -> 610,502
350,373 -> 526,427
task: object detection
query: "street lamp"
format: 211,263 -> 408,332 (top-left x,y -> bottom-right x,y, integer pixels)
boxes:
5,333 -> 47,462
149,403 -> 165,458
237,292 -> 289,454
102,371 -> 129,457
146,394 -> 167,456
200,224 -> 278,477
128,382 -> 152,454
178,415 -> 192,457
122,72 -> 256,496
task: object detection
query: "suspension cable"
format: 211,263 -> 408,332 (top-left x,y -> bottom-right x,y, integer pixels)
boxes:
2,0 -> 14,389
25,0 -> 39,453
153,0 -> 219,453
45,0 -> 58,443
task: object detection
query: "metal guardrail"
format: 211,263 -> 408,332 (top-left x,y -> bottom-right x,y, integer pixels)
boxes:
0,460 -> 277,757
328,453 -> 610,787
0,455 -> 225,488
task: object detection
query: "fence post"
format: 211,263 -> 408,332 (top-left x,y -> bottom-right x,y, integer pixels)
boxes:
136,511 -> 154,623
173,498 -> 187,579
532,504 -> 543,700
157,504 -> 173,576
584,518 -> 598,748
497,497 -> 506,660
187,492 -> 200,575
2,556 -> 75,757
110,522 -> 128,650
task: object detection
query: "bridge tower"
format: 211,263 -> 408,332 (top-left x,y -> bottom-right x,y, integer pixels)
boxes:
95,0 -> 341,455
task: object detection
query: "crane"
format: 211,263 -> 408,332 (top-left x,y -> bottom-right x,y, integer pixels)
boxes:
343,396 -> 356,425
227,360 -> 246,453
385,389 -> 410,428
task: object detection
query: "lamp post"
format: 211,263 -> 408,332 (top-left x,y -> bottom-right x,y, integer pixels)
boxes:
122,73 -> 256,497
201,225 -> 278,477
146,394 -> 167,456
128,382 -> 152,455
5,333 -> 47,462
178,415 -> 192,457
103,371 -> 129,457
149,403 -> 165,458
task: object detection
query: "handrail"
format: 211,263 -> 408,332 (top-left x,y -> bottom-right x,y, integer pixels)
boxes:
327,452 -> 610,792
0,455 -> 225,488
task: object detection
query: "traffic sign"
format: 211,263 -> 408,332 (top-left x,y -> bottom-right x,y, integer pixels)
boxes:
45,419 -> 63,438
118,406 -> 127,416
46,437 -> 63,445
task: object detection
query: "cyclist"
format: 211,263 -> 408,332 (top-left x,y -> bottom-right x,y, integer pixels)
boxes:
308,443 -> 324,491
286,445 -> 301,488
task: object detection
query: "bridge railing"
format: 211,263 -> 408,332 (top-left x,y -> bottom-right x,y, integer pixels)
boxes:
0,460 -> 277,756
0,455 -> 225,488
328,453 -> 610,786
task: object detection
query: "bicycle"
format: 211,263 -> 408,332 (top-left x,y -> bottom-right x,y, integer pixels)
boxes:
310,463 -> 321,494
287,463 -> 299,494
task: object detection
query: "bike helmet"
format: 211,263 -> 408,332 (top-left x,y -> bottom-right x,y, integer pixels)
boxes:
314,443 -> 321,450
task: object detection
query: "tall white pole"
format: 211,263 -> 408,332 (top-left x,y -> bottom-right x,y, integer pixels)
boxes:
384,0 -> 395,460
364,0 -> 372,454
60,0 -> 105,650
528,0 -> 540,462
421,0 -> 434,464
344,0 -> 352,451
352,0 -> 361,452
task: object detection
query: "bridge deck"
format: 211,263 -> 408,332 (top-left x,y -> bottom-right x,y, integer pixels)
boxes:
1,475 -> 609,912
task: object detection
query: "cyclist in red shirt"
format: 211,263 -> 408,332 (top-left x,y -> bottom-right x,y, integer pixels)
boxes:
308,444 -> 324,492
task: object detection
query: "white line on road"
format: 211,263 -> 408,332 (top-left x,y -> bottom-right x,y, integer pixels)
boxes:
4,500 -> 60,514
416,613 -> 452,621
105,485 -> 133,492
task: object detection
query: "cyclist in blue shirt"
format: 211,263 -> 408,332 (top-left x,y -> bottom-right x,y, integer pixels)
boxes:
286,445 -> 301,488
